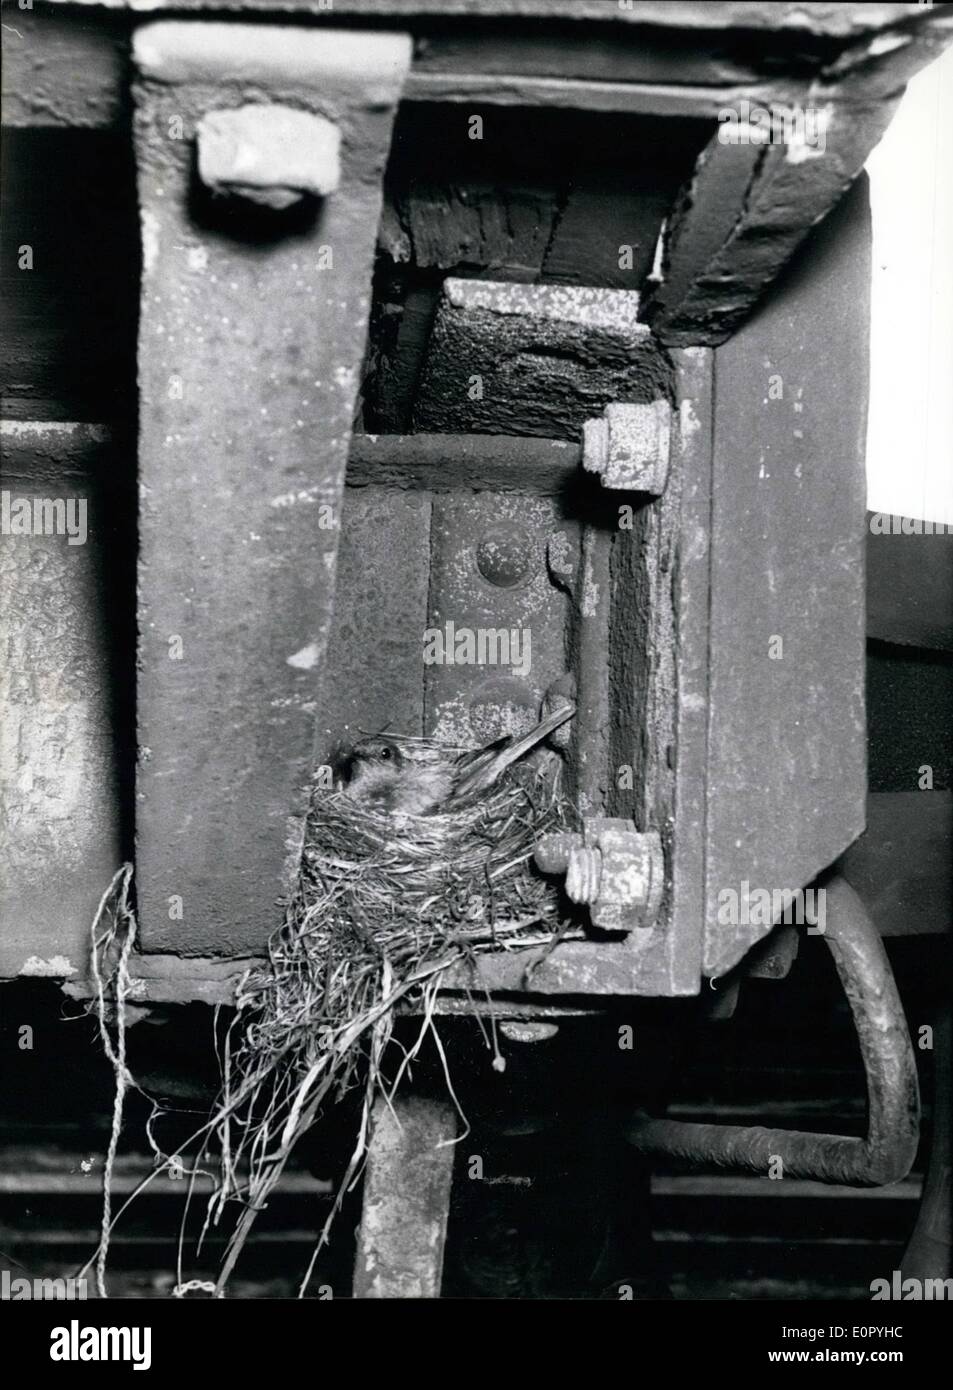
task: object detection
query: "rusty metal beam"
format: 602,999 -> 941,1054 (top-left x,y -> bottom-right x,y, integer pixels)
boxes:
353,1093 -> 457,1298
626,875 -> 921,1187
11,0 -> 893,131
45,2 -> 936,36
0,421 -> 130,981
132,22 -> 410,955
0,15 -> 805,127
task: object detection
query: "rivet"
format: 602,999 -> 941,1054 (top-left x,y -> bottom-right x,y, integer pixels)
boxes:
475,522 -> 536,588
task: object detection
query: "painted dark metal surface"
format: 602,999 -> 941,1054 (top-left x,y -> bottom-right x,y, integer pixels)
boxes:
840,791 -> 952,939
866,511 -> 953,652
703,178 -> 870,980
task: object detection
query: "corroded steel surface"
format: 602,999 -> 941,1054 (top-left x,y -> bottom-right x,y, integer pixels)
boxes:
0,423 -> 128,979
354,1094 -> 457,1298
133,23 -> 410,954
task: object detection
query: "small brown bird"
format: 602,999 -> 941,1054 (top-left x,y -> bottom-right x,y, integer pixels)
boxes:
337,705 -> 574,815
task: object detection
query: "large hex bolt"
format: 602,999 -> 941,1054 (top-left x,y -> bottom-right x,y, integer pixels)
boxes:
582,400 -> 671,494
541,673 -> 576,749
535,819 -> 665,934
196,104 -> 341,210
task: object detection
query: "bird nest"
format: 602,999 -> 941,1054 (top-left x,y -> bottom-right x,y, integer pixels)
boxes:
200,736 -> 576,1292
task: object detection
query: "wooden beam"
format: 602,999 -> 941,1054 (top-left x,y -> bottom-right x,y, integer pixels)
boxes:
647,6 -> 953,346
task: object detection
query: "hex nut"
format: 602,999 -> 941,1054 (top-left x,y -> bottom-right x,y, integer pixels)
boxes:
535,821 -> 665,933
197,104 -> 341,208
582,400 -> 671,495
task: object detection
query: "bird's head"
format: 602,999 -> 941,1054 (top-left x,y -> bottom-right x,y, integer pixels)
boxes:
337,735 -> 404,789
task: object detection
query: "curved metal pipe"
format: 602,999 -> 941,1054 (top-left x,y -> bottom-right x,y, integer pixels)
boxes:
901,1003 -> 951,1277
626,875 -> 920,1186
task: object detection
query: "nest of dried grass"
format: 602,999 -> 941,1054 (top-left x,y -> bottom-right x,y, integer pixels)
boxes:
199,736 -> 576,1293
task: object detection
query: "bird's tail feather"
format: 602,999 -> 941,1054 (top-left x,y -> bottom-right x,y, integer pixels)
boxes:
450,704 -> 574,802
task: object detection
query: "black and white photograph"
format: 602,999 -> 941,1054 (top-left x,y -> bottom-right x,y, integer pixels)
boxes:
1,0 -> 951,1365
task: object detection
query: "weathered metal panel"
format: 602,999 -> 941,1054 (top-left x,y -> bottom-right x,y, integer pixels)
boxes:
17,4 -> 952,138
0,423 -> 129,979
0,12 -> 802,129
667,349 -> 714,989
425,492 -> 568,746
1,12 -> 130,130
436,353 -> 710,997
313,485 -> 431,765
620,347 -> 712,994
703,179 -> 870,978
133,23 -> 410,954
595,348 -> 712,995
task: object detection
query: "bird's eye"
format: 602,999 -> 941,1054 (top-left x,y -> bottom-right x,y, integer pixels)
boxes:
379,746 -> 391,760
